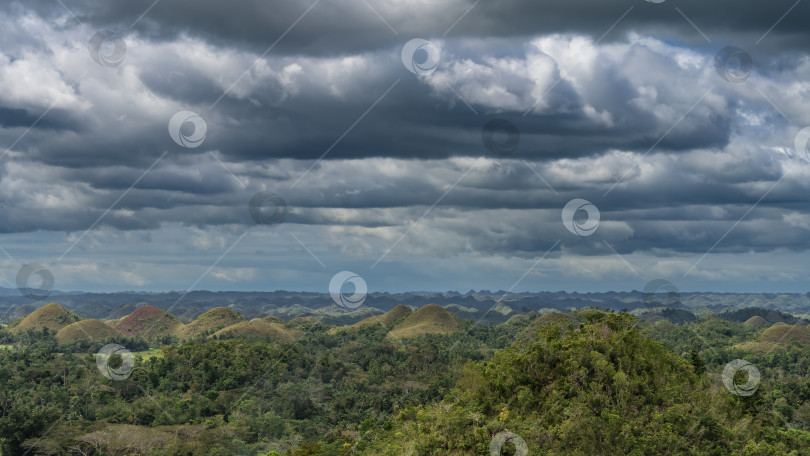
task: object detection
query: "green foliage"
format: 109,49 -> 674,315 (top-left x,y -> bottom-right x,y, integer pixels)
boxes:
3,308 -> 810,455
343,312 -> 810,455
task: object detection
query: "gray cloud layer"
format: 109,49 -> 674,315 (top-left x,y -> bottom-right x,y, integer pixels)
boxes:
0,0 -> 809,292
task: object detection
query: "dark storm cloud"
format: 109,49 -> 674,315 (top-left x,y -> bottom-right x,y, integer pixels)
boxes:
12,0 -> 809,55
8,45 -> 737,170
0,106 -> 82,131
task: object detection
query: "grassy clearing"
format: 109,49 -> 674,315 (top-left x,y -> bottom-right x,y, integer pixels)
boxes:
133,348 -> 164,359
94,348 -> 164,361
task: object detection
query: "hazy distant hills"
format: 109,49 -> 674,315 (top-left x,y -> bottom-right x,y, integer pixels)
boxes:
2,288 -> 810,328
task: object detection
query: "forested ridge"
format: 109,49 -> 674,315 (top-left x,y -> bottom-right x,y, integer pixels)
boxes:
2,306 -> 810,455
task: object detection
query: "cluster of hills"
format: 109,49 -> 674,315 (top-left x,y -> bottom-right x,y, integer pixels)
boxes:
3,288 -> 810,329
9,297 -> 810,356
4,301 -> 461,344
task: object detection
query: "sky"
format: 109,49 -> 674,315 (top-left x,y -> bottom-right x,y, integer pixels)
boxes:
0,0 -> 809,295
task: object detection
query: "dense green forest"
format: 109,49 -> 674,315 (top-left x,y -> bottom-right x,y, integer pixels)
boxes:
2,306 -> 810,455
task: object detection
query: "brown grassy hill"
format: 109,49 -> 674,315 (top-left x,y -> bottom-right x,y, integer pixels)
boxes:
104,319 -> 121,328
357,304 -> 412,329
736,324 -> 810,353
211,319 -> 303,342
760,324 -> 810,345
177,307 -> 244,339
10,303 -> 80,334
744,316 -> 768,328
115,305 -> 182,339
330,305 -> 413,335
56,319 -> 122,344
386,304 -> 459,339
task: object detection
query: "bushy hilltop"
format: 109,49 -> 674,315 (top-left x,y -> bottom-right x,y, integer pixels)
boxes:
348,311 -> 810,455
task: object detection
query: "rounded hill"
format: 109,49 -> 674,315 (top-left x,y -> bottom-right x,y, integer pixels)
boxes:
10,303 -> 80,334
761,324 -> 810,345
744,315 -> 768,328
56,319 -> 121,343
177,307 -> 244,339
115,305 -> 182,339
211,319 -> 303,342
386,304 -> 459,339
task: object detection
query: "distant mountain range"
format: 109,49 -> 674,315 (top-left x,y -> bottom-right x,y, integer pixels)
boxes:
2,288 -> 810,327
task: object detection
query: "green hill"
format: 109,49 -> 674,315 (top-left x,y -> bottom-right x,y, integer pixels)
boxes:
386,304 -> 459,339
177,307 -> 244,339
9,303 -> 80,334
353,311 -> 810,455
56,319 -> 121,344
115,305 -> 182,339
211,319 -> 303,342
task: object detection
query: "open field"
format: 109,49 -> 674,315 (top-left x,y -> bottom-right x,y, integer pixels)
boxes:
134,348 -> 164,359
